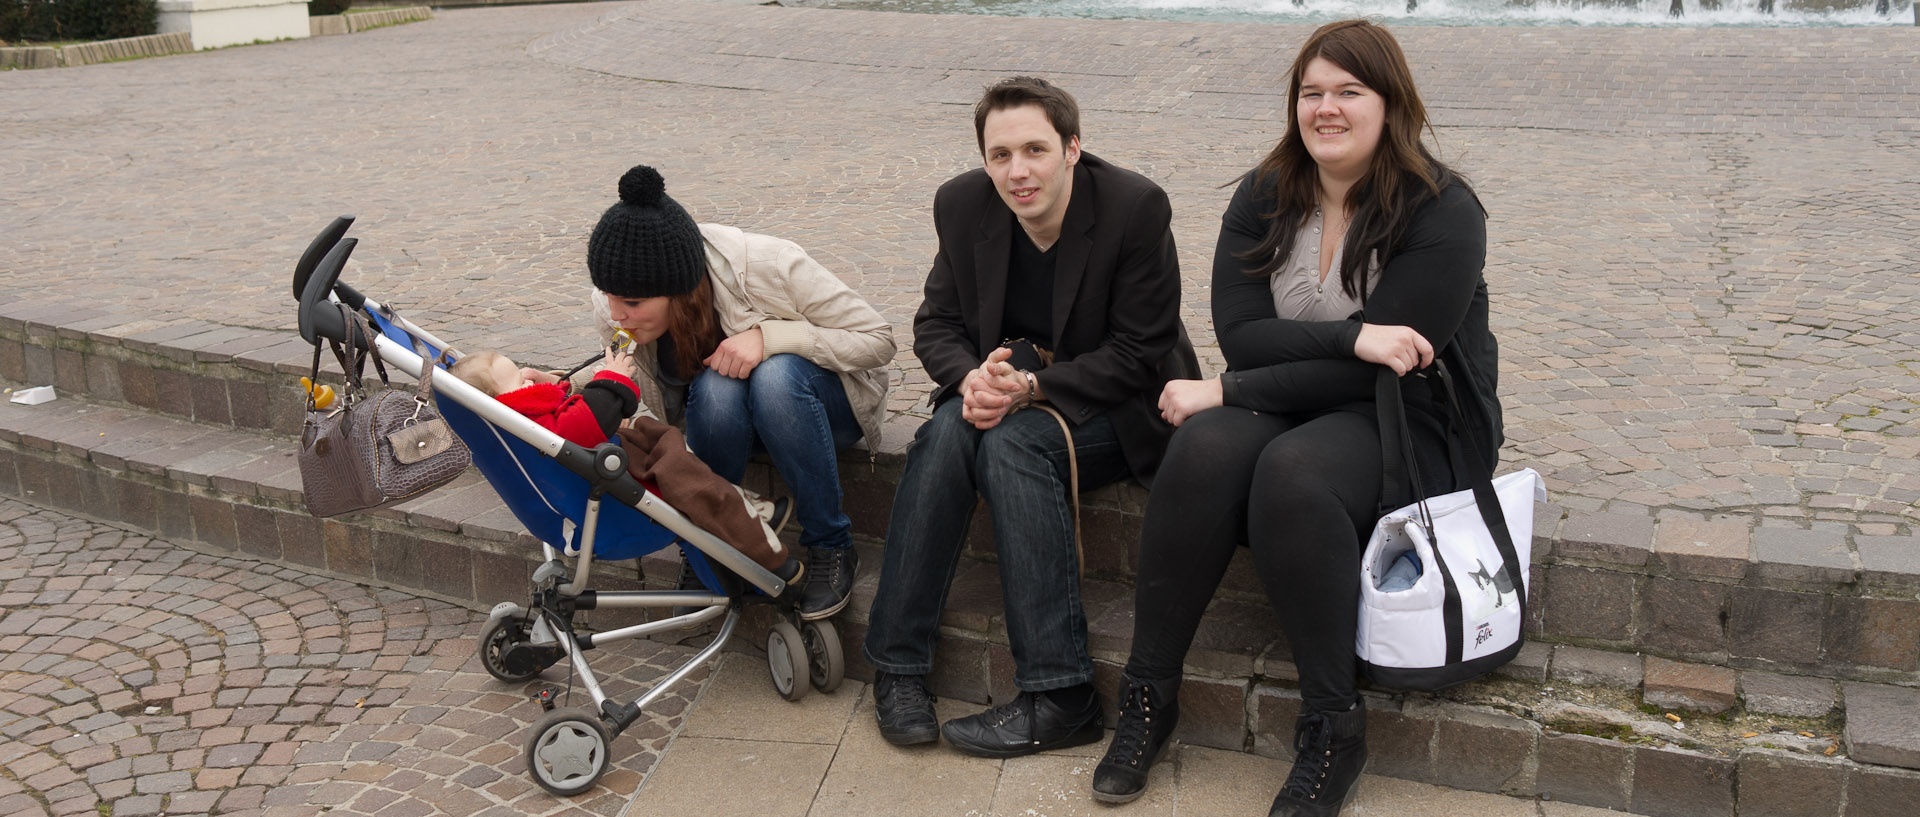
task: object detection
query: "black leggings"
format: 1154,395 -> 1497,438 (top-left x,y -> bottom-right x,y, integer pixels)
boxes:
1123,406 -> 1452,711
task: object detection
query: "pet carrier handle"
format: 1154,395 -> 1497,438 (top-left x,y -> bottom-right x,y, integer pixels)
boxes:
1374,368 -> 1431,524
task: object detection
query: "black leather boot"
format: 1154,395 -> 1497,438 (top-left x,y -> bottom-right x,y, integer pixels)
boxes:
1091,673 -> 1180,804
873,671 -> 939,746
1268,700 -> 1368,817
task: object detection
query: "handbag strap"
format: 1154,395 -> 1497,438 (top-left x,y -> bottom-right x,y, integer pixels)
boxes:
414,348 -> 451,404
332,303 -> 390,400
308,336 -> 328,413
1030,403 -> 1083,577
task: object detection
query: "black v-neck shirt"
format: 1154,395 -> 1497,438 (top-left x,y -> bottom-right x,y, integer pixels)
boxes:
1001,222 -> 1057,347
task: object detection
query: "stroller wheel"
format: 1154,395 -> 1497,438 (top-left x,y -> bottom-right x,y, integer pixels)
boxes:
801,619 -> 845,694
479,615 -> 554,684
766,619 -> 810,701
524,709 -> 612,796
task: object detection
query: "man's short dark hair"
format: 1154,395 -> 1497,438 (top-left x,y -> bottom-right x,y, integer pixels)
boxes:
973,76 -> 1081,155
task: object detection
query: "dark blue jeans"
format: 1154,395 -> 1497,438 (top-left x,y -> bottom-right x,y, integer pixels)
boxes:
863,397 -> 1130,691
684,354 -> 864,551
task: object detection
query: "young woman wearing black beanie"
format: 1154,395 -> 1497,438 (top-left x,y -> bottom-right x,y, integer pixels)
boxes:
586,164 -> 895,620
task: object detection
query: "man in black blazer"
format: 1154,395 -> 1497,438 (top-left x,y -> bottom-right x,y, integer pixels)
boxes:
863,76 -> 1198,758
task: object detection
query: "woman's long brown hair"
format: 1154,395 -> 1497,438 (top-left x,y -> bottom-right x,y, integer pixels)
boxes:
1237,19 -> 1464,300
666,276 -> 721,378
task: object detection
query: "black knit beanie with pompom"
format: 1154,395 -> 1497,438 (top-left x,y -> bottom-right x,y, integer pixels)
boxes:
586,165 -> 706,298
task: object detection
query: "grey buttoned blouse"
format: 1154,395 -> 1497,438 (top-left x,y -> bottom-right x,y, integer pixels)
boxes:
1269,207 -> 1379,321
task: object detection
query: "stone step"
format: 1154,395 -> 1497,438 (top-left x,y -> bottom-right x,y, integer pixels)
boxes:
3,305 -> 1917,687
6,352 -> 1920,815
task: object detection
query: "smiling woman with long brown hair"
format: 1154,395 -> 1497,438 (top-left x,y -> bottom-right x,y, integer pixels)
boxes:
1090,20 -> 1503,816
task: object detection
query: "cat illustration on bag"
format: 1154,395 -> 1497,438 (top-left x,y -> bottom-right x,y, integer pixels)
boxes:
1468,559 -> 1516,607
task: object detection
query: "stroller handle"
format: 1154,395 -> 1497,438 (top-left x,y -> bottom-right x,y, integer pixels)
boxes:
286,217 -> 789,599
293,215 -> 354,299
296,231 -> 368,346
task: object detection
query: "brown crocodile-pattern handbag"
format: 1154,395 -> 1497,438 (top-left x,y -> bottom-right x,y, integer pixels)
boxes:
298,305 -> 469,517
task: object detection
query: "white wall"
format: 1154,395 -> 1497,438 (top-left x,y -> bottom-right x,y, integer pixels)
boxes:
157,0 -> 313,51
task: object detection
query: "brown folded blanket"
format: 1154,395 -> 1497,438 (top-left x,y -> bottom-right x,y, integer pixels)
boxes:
617,418 -> 787,572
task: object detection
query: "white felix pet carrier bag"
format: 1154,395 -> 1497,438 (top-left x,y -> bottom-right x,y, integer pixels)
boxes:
1356,364 -> 1546,691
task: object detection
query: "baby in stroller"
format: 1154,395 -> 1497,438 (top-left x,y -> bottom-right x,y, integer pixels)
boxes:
450,346 -> 800,579
292,215 -> 854,799
449,348 -> 639,443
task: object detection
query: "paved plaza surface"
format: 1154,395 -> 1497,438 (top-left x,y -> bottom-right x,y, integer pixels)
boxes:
2,0 -> 1918,525
2,498 -> 1652,816
2,2 -> 1919,815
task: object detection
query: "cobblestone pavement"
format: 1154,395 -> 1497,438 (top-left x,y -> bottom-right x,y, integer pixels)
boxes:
1,2 -> 1917,523
0,497 -> 705,817
4,498 -> 1659,816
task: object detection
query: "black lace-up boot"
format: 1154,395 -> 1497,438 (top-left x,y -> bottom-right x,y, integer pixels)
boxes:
1268,700 -> 1368,817
1091,673 -> 1181,803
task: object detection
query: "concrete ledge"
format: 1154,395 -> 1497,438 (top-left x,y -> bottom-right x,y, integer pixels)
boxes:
344,6 -> 433,33
60,31 -> 196,67
0,32 -> 193,69
311,14 -> 349,37
0,46 -> 60,70
0,5 -> 428,69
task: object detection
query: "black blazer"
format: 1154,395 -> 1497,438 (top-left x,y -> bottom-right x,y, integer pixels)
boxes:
913,152 -> 1199,486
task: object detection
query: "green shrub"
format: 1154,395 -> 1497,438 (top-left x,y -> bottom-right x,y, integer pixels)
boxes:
309,0 -> 352,15
0,0 -> 61,42
63,0 -> 156,39
1,0 -> 156,42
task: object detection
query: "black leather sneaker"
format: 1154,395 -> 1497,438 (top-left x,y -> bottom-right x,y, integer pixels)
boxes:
1092,673 -> 1180,803
798,546 -> 858,621
873,671 -> 938,746
941,685 -> 1103,759
1268,701 -> 1368,817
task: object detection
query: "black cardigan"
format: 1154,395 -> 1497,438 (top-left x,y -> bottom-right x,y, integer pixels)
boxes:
1211,170 -> 1504,470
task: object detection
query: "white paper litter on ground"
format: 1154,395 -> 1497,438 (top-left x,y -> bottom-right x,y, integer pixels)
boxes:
9,386 -> 56,405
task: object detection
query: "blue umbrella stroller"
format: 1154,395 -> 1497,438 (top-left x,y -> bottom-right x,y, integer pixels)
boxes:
291,217 -> 845,796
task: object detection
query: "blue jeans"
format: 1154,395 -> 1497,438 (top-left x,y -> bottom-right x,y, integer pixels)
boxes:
684,354 -> 864,551
863,397 -> 1130,691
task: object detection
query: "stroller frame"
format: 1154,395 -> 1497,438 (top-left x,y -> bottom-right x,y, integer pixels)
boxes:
291,217 -> 844,797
